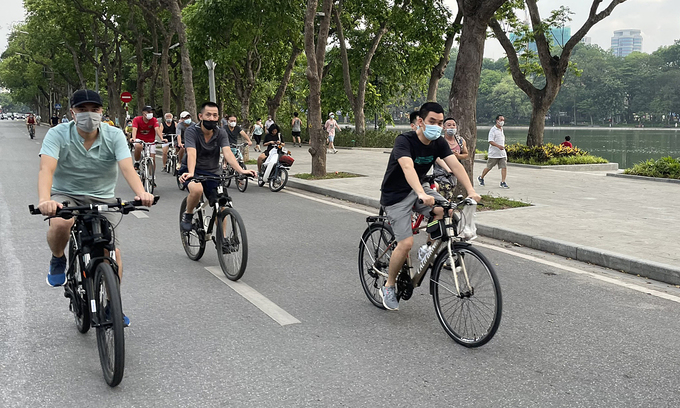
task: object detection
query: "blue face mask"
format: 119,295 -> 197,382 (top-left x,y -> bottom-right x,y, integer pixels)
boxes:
423,124 -> 442,141
184,119 -> 191,124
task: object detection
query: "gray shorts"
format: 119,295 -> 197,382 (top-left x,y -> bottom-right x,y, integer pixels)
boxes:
51,193 -> 122,245
384,186 -> 446,242
486,157 -> 507,169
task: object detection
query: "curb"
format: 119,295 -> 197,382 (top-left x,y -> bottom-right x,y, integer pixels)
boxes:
606,173 -> 680,185
287,179 -> 680,286
474,159 -> 619,172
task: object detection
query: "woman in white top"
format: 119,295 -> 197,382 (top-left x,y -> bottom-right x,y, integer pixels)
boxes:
250,117 -> 264,152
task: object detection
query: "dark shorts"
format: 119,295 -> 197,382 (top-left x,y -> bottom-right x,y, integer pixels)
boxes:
178,167 -> 221,205
292,131 -> 301,137
253,134 -> 262,144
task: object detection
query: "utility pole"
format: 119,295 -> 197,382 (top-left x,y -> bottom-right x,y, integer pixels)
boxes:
205,60 -> 217,103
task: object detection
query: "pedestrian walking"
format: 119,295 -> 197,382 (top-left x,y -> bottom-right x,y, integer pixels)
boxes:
478,115 -> 509,188
250,118 -> 264,152
324,112 -> 340,154
264,115 -> 274,131
291,112 -> 302,147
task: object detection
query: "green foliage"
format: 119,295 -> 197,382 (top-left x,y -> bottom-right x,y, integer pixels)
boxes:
624,157 -> 680,179
333,129 -> 401,148
478,194 -> 531,211
504,143 -> 608,165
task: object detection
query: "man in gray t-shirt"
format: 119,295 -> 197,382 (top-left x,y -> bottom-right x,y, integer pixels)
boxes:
178,102 -> 256,231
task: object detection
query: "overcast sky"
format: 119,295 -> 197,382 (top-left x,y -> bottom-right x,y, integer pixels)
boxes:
1,0 -> 678,58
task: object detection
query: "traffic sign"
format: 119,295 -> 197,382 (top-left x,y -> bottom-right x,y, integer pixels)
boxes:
54,103 -> 62,109
120,92 -> 132,103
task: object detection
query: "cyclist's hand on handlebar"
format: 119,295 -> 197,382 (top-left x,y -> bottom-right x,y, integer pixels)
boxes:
37,200 -> 62,216
247,140 -> 252,146
240,169 -> 257,178
467,191 -> 482,203
134,192 -> 156,207
163,138 -> 168,143
179,172 -> 193,183
418,192 -> 435,207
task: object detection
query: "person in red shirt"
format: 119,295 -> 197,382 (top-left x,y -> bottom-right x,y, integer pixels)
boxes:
131,105 -> 165,168
561,135 -> 573,148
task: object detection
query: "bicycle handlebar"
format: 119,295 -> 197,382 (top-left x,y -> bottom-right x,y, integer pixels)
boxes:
189,173 -> 251,183
29,196 -> 160,217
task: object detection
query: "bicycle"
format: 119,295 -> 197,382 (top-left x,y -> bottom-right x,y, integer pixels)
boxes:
29,196 -> 159,387
221,142 -> 249,193
358,196 -> 502,347
134,141 -> 160,194
163,134 -> 179,176
28,124 -> 35,139
179,173 -> 249,281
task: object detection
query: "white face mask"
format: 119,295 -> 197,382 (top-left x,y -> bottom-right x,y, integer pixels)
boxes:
165,118 -> 172,123
498,120 -> 505,127
74,111 -> 102,133
445,128 -> 457,136
145,113 -> 153,120
229,121 -> 237,127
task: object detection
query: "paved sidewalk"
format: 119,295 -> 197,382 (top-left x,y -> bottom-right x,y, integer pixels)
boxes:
274,145 -> 680,284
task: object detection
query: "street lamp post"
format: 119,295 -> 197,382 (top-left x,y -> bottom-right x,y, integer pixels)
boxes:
205,60 -> 217,103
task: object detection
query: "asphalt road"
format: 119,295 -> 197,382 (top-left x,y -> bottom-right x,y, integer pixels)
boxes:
2,120 -> 680,407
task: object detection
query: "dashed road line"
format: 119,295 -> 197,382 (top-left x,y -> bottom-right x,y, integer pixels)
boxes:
205,266 -> 301,326
283,189 -> 375,215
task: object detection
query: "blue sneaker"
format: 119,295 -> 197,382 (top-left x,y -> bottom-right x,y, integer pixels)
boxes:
478,176 -> 485,186
46,255 -> 67,287
104,305 -> 130,327
380,285 -> 399,311
500,181 -> 509,189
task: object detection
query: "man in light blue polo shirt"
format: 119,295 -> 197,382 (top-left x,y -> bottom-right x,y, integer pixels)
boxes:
37,89 -> 154,324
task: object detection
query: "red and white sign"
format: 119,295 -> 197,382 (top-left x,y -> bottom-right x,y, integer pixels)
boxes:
120,92 -> 132,103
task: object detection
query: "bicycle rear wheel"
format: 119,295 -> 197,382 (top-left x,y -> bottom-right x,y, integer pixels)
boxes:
68,241 -> 90,334
179,197 -> 205,260
358,223 -> 395,309
431,244 -> 502,347
216,208 -> 248,281
94,262 -> 125,387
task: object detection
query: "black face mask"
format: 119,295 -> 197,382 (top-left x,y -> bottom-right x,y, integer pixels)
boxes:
202,120 -> 218,130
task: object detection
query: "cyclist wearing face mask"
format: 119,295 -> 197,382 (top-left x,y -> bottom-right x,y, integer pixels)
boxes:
432,117 -> 469,200
175,111 -> 193,162
178,102 -> 257,231
378,102 -> 480,311
224,114 -> 253,148
160,112 -> 177,172
37,89 -> 154,306
131,105 -> 164,170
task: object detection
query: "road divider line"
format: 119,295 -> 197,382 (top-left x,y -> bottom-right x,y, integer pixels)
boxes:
131,210 -> 149,219
205,266 -> 301,326
476,242 -> 680,304
283,189 -> 375,215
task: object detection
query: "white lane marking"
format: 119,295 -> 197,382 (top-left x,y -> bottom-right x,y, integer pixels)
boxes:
283,189 -> 375,216
285,189 -> 680,305
205,266 -> 301,326
475,242 -> 680,305
131,210 -> 149,218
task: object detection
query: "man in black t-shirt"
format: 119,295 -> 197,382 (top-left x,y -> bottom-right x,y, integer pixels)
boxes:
378,102 -> 481,311
224,114 -> 253,147
178,102 -> 256,231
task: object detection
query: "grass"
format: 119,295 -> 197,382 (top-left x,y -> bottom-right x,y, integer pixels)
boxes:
245,159 -> 257,165
478,194 -> 531,211
294,171 -> 361,180
509,155 -> 608,165
624,156 -> 680,179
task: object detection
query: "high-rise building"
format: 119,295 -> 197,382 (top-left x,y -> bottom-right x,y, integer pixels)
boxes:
510,26 -> 572,54
611,29 -> 643,57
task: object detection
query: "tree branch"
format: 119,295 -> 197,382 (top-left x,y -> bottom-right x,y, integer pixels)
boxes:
332,2 -> 356,111
489,18 -> 536,98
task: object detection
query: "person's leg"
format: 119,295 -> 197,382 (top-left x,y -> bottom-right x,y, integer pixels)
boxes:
501,168 -> 507,182
185,182 -> 204,214
386,236 -> 413,287
257,153 -> 266,173
47,218 -> 74,257
162,145 -> 169,169
178,147 -> 185,162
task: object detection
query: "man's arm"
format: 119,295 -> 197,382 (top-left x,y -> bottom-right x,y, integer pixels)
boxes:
37,155 -> 60,215
442,155 -> 481,201
397,157 -> 434,206
155,125 -> 165,142
131,127 -> 138,141
435,158 -> 452,173
239,129 -> 252,145
222,146 -> 256,177
179,147 -> 197,182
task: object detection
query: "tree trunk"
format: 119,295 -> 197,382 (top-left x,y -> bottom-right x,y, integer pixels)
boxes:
354,109 -> 366,135
165,0 -> 196,119
427,12 -> 461,101
267,45 -> 302,121
304,0 -> 333,177
449,17 -> 488,190
161,35 -> 173,116
527,103 -> 549,146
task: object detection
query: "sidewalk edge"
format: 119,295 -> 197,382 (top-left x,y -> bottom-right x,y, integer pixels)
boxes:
606,173 -> 680,185
287,179 -> 680,286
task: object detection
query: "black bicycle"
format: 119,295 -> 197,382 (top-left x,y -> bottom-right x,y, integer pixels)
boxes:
29,196 -> 158,387
179,173 -> 249,281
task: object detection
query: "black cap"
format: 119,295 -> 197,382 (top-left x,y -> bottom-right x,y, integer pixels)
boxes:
71,89 -> 103,107
142,105 -> 154,112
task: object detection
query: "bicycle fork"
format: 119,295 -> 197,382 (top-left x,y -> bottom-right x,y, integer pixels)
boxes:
445,242 -> 473,297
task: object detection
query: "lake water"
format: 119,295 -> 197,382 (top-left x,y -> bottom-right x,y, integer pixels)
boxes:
477,127 -> 680,169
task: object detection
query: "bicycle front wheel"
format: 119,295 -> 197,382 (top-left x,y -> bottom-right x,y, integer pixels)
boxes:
431,244 -> 502,347
144,159 -> 155,194
94,262 -> 125,387
358,223 -> 395,309
68,241 -> 90,334
179,197 -> 206,261
216,208 -> 248,281
236,162 -> 248,192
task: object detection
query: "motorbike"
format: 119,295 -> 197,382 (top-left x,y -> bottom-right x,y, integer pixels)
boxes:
258,143 -> 294,192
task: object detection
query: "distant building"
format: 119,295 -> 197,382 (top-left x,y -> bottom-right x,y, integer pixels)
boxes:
510,26 -> 572,54
611,29 -> 643,57
581,37 -> 592,46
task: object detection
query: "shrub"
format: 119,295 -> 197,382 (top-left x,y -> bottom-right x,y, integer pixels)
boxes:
504,143 -> 608,165
624,156 -> 680,179
333,129 -> 401,148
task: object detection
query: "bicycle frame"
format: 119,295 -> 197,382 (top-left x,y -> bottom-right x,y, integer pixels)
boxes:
190,179 -> 234,242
